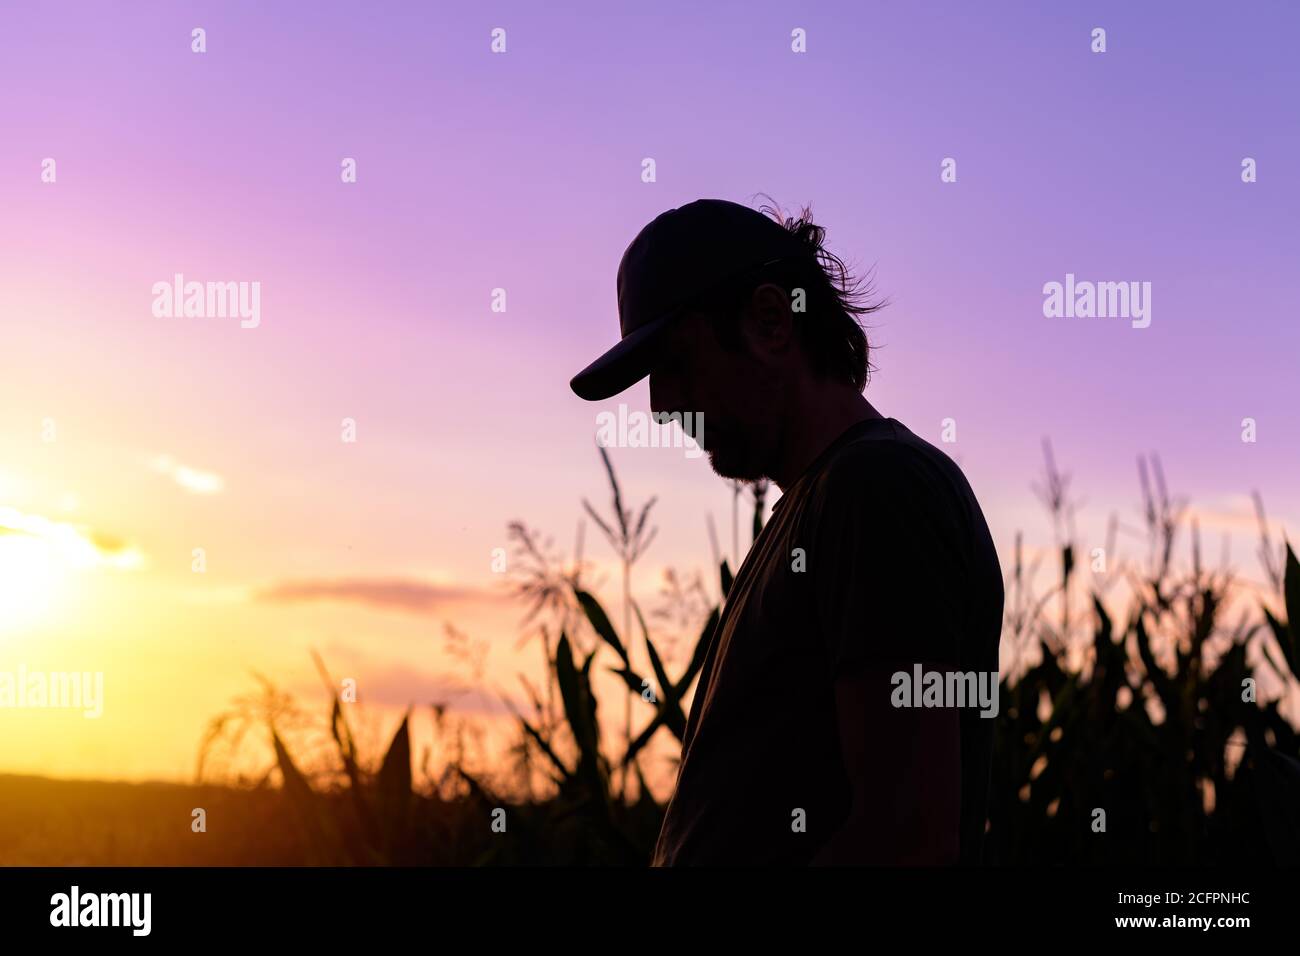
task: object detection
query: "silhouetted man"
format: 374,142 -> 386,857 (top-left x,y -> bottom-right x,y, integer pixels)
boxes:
570,199 -> 1003,865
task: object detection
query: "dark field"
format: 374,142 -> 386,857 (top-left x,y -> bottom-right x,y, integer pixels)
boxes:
0,774 -> 304,866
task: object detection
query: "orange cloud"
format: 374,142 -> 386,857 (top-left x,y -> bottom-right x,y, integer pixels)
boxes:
289,663 -> 514,714
255,577 -> 481,615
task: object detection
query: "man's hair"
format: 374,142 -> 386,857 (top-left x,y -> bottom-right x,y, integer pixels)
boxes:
688,199 -> 884,392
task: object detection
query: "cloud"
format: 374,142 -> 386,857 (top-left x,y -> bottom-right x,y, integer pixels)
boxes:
255,577 -> 480,615
150,455 -> 223,494
0,505 -> 141,569
1184,495 -> 1270,536
288,644 -> 519,715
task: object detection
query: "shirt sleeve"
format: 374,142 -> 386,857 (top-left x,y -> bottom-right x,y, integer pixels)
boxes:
805,443 -> 966,678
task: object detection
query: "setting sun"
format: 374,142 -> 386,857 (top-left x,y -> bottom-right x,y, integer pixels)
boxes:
0,505 -> 141,634
0,533 -> 63,633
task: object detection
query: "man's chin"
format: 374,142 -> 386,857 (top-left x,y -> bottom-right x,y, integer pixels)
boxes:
706,448 -> 767,483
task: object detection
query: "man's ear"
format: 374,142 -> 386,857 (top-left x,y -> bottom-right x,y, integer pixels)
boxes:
745,282 -> 794,353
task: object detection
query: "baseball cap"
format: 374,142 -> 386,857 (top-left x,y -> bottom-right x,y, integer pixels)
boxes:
569,198 -> 813,401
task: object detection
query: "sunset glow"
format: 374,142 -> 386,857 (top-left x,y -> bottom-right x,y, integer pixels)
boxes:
0,1 -> 1296,792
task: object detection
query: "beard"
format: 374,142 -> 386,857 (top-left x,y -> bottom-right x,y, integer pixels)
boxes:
703,426 -> 772,482
707,448 -> 767,482
694,379 -> 783,482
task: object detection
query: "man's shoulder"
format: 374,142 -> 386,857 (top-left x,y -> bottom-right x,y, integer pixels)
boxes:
787,418 -> 988,554
812,418 -> 962,497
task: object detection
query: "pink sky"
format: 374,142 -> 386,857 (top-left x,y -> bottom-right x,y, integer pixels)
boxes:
0,0 -> 1296,781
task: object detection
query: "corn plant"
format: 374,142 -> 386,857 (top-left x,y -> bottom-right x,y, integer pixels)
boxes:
265,653 -> 416,865
987,451 -> 1300,864
497,558 -> 729,860
582,444 -> 657,800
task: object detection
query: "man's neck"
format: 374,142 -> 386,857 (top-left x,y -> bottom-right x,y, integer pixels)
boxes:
771,388 -> 883,492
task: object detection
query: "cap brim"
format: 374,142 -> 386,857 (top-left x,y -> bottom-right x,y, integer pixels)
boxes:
569,314 -> 671,401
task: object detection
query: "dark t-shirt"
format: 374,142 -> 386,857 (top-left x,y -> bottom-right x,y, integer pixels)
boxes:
650,416 -> 1004,865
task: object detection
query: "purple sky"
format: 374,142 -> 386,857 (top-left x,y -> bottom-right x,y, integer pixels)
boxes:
0,0 -> 1297,779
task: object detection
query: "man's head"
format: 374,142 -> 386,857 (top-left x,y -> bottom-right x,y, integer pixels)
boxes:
570,198 -> 881,481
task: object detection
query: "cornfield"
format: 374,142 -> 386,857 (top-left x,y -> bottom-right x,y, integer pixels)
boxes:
212,445 -> 1300,865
